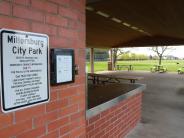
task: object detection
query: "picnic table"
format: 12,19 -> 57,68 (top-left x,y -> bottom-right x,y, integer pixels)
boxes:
150,65 -> 167,73
88,73 -> 143,84
116,64 -> 133,71
177,67 -> 184,74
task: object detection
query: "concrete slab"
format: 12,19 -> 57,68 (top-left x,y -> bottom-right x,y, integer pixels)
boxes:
102,71 -> 184,138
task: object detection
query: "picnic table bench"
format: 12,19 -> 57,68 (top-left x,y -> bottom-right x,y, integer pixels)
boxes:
88,73 -> 143,84
150,65 -> 167,73
116,64 -> 133,71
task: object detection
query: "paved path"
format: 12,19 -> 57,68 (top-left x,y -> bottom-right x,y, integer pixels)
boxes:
103,71 -> 184,138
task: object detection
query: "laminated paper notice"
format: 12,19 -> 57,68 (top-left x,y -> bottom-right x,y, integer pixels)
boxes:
56,55 -> 72,83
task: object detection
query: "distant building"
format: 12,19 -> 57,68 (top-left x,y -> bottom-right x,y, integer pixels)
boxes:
86,49 -> 109,61
164,55 -> 179,60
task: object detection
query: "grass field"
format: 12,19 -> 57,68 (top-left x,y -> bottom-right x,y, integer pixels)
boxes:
86,60 -> 184,72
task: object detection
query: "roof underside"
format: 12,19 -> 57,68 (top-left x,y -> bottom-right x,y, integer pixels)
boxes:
86,0 -> 184,48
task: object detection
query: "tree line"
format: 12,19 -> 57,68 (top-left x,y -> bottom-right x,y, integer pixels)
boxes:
111,46 -> 175,69
119,53 -> 151,60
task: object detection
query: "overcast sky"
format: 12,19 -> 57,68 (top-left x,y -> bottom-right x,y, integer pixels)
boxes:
124,46 -> 184,58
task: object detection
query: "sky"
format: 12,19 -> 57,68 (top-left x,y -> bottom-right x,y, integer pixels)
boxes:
123,46 -> 184,58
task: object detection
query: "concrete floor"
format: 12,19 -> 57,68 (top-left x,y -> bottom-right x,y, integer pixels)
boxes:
103,71 -> 184,138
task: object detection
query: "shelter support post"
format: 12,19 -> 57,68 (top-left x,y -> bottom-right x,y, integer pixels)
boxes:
90,48 -> 94,73
108,49 -> 114,70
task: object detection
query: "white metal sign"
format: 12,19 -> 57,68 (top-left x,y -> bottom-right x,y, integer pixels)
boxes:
0,29 -> 50,113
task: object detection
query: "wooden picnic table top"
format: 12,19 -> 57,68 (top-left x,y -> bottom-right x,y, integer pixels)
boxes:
116,64 -> 133,71
88,73 -> 111,77
112,75 -> 143,80
116,64 -> 132,66
88,73 -> 143,81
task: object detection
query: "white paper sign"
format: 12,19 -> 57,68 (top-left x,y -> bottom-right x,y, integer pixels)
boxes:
0,29 -> 49,113
56,55 -> 72,83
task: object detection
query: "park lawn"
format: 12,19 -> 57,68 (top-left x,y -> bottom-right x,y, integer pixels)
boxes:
86,60 -> 184,72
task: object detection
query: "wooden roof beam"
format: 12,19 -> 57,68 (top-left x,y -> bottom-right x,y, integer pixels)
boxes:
87,0 -> 104,4
112,35 -> 184,48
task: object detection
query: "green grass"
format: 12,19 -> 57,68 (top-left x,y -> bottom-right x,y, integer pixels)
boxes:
86,60 -> 184,72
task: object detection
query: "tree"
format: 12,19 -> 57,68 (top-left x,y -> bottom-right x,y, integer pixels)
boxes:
150,46 -> 174,65
111,48 -> 129,69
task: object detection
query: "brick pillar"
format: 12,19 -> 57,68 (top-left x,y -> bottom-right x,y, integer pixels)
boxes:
0,0 -> 86,137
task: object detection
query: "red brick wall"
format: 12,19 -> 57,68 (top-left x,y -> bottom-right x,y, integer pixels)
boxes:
86,93 -> 142,138
0,0 -> 86,137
